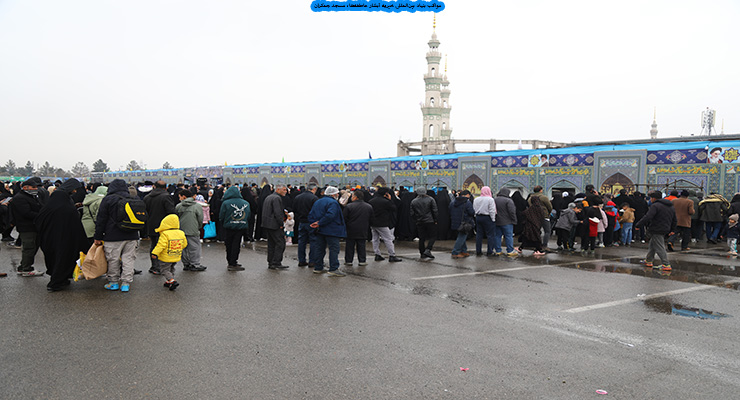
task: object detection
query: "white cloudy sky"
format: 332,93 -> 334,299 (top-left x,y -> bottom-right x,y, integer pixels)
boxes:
0,0 -> 737,171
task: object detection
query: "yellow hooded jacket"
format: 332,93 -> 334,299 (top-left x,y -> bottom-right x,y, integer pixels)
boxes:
152,214 -> 187,262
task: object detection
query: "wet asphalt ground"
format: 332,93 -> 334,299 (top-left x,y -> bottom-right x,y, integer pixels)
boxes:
2,236 -> 740,399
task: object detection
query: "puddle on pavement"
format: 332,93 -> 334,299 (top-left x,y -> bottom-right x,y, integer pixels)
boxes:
644,298 -> 731,320
558,256 -> 740,290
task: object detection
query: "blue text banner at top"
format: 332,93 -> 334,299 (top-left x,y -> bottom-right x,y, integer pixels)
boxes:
311,0 -> 445,13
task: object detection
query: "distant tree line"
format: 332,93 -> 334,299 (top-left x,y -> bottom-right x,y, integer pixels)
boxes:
0,159 -> 175,177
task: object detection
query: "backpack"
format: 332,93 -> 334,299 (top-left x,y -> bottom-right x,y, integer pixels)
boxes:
116,195 -> 148,231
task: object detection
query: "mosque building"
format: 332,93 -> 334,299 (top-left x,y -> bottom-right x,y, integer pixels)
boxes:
103,19 -> 739,199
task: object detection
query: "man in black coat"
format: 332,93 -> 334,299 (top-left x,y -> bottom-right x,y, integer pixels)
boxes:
368,187 -> 402,262
293,184 -> 318,267
9,179 -> 44,276
144,180 -> 176,274
343,190 -> 374,266
240,184 -> 258,244
635,191 -> 677,270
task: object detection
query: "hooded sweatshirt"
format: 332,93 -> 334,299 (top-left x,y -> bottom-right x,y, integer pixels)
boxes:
493,188 -> 517,226
175,197 -> 204,236
94,179 -> 140,242
81,185 -> 107,238
152,214 -> 187,263
220,186 -> 250,230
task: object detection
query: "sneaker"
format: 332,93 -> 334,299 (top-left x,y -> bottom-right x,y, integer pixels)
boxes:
1,236 -> 15,242
7,243 -> 22,249
388,256 -> 403,262
148,268 -> 161,275
275,264 -> 289,269
104,282 -> 120,291
358,262 -> 368,266
182,265 -> 193,271
344,262 -> 353,266
374,254 -> 385,261
298,262 -> 309,267
228,265 -> 245,271
640,260 -> 654,267
21,269 -> 45,277
452,254 -> 465,259
120,284 -> 130,292
659,265 -> 672,271
191,265 -> 207,271
422,250 -> 435,259
327,270 -> 346,277
163,279 -> 179,290
506,251 -> 519,257
313,269 -> 326,274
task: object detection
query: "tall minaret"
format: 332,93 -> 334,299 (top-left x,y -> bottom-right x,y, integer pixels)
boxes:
650,107 -> 658,140
420,15 -> 452,154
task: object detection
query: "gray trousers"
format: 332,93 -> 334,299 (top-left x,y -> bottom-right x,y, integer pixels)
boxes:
105,240 -> 138,284
181,235 -> 202,267
158,261 -> 176,281
19,231 -> 38,271
371,227 -> 395,256
646,234 -> 670,265
542,219 -> 551,247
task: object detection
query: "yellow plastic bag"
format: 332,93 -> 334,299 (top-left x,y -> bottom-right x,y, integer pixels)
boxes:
73,252 -> 86,282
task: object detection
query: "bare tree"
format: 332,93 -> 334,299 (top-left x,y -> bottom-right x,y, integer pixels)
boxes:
71,162 -> 90,177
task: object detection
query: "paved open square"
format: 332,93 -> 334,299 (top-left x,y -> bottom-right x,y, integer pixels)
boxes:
2,239 -> 739,399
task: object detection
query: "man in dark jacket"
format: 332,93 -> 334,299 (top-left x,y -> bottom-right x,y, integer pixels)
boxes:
343,190 -> 374,266
95,179 -> 140,291
699,193 -> 728,244
493,188 -> 518,256
9,179 -> 44,276
144,180 -> 176,274
410,187 -> 438,259
368,187 -> 402,262
309,186 -> 347,276
635,191 -> 677,270
219,186 -> 250,271
262,184 -> 288,269
293,184 -> 318,267
528,185 -> 553,248
240,184 -> 257,244
449,190 -> 474,258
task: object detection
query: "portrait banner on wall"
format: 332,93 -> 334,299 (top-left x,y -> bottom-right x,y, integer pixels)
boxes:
707,147 -> 740,164
528,154 -> 549,168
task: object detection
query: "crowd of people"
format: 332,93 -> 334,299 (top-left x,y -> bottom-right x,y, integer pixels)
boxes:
1,177 -> 738,290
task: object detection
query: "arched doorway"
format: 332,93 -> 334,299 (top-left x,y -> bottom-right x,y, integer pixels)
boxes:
601,173 -> 634,195
463,174 -> 485,196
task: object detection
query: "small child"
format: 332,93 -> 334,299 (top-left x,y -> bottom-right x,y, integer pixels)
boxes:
554,203 -> 578,250
285,212 -> 295,245
727,214 -> 739,256
619,203 -> 635,246
151,214 -> 188,291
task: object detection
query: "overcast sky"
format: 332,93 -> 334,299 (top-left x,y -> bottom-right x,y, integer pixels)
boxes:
0,0 -> 737,172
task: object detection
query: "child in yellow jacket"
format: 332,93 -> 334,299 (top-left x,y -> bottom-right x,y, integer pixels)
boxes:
151,214 -> 187,290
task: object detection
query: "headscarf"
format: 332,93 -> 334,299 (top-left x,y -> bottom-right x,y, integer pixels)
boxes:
480,186 -> 493,198
59,178 -> 82,193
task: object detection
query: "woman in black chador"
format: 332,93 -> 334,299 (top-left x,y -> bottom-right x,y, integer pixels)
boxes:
35,179 -> 88,292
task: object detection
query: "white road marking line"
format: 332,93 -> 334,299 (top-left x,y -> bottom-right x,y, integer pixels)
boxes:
410,258 -> 625,281
563,279 -> 740,313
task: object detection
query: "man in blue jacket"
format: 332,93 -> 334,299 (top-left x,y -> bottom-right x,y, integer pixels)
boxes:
309,186 -> 347,276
